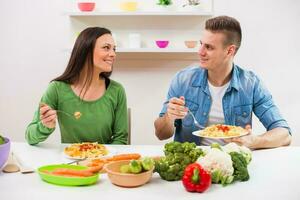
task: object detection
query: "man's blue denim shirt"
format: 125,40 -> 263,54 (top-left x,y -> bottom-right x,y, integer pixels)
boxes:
159,64 -> 291,145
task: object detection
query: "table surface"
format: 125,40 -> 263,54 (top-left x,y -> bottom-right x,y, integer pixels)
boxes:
1,142 -> 300,200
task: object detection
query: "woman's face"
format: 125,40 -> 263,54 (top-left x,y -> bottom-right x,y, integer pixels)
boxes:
93,34 -> 116,73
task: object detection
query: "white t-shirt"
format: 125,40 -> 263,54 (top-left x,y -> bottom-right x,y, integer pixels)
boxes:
200,80 -> 230,146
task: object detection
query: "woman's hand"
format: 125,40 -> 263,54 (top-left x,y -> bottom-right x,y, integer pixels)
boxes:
39,103 -> 57,129
166,96 -> 188,122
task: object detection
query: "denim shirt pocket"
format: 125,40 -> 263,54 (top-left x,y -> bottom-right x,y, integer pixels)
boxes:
233,104 -> 252,127
182,100 -> 199,128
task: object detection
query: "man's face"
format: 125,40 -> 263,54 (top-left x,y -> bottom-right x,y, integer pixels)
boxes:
198,30 -> 232,71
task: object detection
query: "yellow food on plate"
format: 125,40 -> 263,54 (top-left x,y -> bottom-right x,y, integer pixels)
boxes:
200,124 -> 248,138
64,142 -> 108,159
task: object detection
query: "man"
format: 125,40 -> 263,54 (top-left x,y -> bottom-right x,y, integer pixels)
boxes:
154,16 -> 291,149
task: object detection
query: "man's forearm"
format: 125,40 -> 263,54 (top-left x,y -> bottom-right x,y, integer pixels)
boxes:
154,114 -> 175,140
252,127 -> 291,149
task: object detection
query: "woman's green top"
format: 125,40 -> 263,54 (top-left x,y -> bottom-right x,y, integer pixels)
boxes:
25,80 -> 128,145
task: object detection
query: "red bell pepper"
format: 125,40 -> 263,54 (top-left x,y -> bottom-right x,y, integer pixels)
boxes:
182,163 -> 211,193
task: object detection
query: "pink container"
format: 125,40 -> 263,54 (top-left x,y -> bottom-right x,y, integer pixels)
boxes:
77,2 -> 95,12
156,40 -> 169,48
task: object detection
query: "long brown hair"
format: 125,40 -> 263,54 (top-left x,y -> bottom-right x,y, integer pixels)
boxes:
53,27 -> 112,98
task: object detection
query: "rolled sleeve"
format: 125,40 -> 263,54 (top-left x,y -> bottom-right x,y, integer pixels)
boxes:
253,78 -> 291,134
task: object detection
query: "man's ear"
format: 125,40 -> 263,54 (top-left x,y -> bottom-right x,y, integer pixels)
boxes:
227,45 -> 236,56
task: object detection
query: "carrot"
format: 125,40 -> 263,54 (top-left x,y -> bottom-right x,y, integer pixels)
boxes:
86,163 -> 104,173
51,168 -> 94,177
106,153 -> 141,162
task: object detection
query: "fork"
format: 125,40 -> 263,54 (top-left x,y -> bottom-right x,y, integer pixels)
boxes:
188,110 -> 205,130
40,102 -> 77,119
56,110 -> 74,118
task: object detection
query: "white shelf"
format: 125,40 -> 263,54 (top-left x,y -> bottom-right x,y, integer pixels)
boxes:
64,48 -> 199,60
117,48 -> 198,53
65,11 -> 214,17
117,48 -> 199,60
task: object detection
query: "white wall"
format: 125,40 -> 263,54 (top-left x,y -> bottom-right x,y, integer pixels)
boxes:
0,0 -> 299,145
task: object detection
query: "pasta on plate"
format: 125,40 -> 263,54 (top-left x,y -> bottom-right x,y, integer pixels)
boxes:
193,124 -> 248,139
64,142 -> 109,159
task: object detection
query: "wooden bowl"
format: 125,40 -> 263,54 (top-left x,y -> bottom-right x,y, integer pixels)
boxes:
104,160 -> 154,187
184,40 -> 198,48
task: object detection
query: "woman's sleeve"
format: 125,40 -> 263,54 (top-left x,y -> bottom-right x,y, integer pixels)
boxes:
25,82 -> 58,145
111,85 -> 128,144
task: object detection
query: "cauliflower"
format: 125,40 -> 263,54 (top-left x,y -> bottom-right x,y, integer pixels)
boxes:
197,148 -> 234,185
223,143 -> 252,164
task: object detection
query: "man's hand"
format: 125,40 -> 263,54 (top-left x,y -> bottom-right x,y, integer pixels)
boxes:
224,125 -> 258,149
166,96 -> 188,122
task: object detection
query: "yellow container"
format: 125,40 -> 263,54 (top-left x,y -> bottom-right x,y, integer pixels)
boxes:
120,1 -> 138,12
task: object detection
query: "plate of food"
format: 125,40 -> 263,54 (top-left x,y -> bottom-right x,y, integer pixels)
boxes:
38,164 -> 100,186
192,124 -> 249,139
63,142 -> 116,160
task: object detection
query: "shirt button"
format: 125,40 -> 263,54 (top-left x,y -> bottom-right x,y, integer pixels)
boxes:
207,96 -> 210,100
203,112 -> 207,116
243,112 -> 247,116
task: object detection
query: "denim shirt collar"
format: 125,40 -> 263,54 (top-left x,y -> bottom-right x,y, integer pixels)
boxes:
191,64 -> 240,92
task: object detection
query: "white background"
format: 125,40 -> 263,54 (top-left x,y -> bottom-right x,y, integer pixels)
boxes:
0,0 -> 299,145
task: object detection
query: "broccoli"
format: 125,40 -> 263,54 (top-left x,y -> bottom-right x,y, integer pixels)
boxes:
230,152 -> 250,181
155,141 -> 204,181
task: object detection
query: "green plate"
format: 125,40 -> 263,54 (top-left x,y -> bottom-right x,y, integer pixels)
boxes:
38,164 -> 99,186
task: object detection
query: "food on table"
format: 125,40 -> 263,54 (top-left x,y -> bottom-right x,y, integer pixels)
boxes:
105,160 -> 154,187
128,160 -> 142,174
197,146 -> 234,185
42,164 -> 103,178
141,157 -> 155,171
182,163 -> 211,193
85,153 -> 142,167
119,157 -> 155,174
199,124 -> 248,138
197,143 -> 251,186
64,142 -> 108,159
229,152 -> 250,182
155,141 -> 204,181
223,142 -> 252,164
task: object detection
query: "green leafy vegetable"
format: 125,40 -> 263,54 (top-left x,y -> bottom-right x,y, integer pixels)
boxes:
155,141 -> 204,181
230,152 -> 250,182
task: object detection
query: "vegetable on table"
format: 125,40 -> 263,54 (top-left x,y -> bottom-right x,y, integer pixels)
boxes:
43,163 -> 104,177
229,152 -> 249,181
197,147 -> 234,186
119,157 -> 155,174
155,141 -> 204,181
182,163 -> 211,193
223,142 -> 252,164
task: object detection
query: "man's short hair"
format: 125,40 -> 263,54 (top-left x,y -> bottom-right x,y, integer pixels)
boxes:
205,16 -> 242,53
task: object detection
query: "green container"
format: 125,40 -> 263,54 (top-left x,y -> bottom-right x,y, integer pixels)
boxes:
38,164 -> 99,186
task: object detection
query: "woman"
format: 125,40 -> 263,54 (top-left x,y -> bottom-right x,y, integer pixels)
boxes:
25,27 -> 128,145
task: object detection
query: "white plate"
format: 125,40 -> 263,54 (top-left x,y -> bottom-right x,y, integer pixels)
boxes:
192,129 -> 249,139
63,145 -> 117,160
